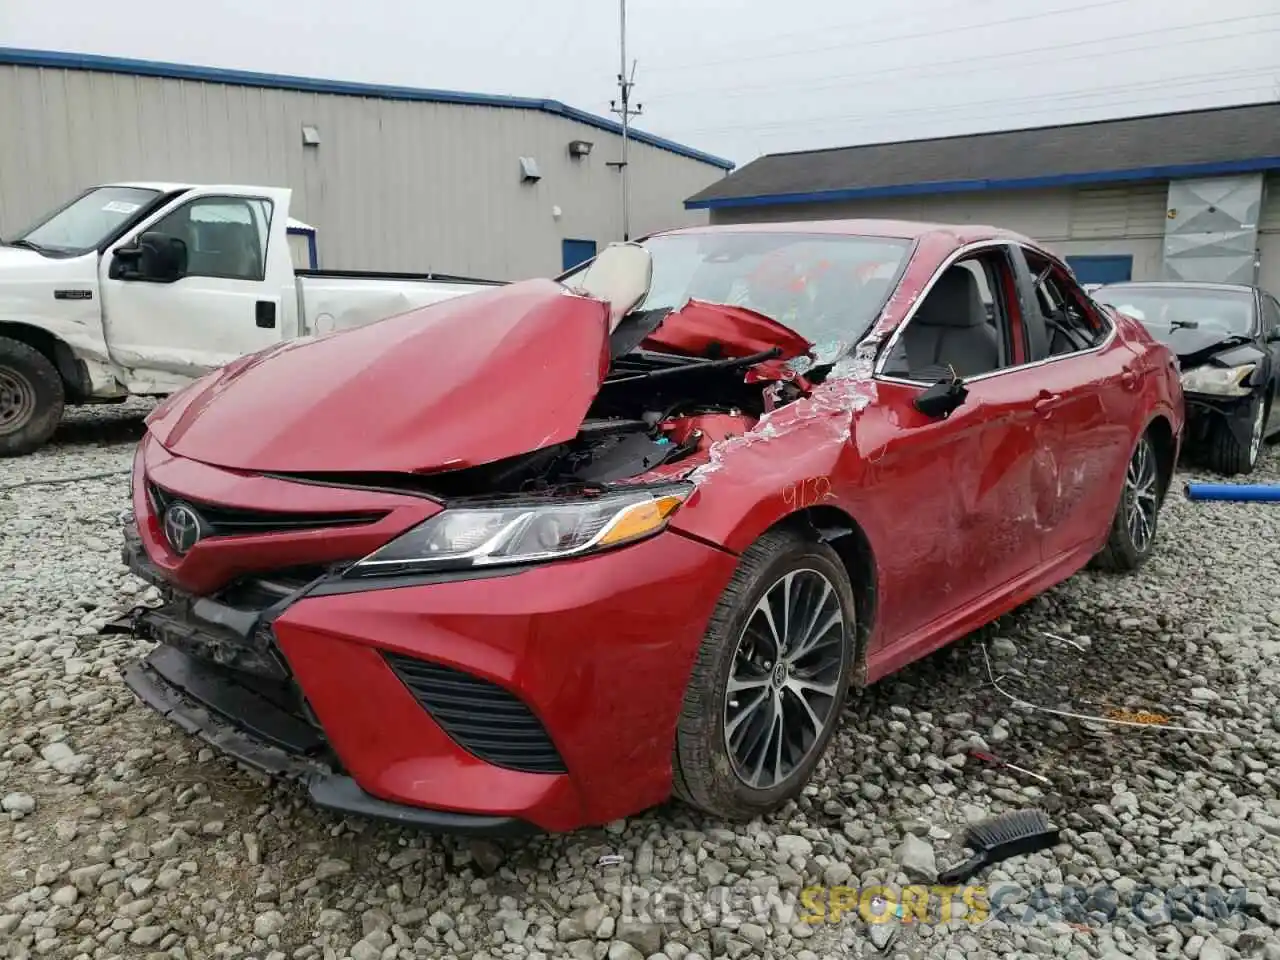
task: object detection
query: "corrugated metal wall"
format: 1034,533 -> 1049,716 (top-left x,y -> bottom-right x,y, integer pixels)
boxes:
0,64 -> 726,279
1259,173 -> 1280,293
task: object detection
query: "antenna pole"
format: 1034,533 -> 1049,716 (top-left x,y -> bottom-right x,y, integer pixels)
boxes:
609,0 -> 641,241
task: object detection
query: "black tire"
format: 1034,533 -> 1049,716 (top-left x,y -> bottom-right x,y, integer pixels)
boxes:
1093,429 -> 1164,573
0,336 -> 65,457
1203,396 -> 1267,476
672,527 -> 856,821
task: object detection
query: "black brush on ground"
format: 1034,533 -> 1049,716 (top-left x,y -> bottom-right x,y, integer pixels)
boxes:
936,809 -> 1060,884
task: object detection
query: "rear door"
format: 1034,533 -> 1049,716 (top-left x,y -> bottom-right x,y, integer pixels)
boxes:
1013,244 -> 1139,562
97,186 -> 295,392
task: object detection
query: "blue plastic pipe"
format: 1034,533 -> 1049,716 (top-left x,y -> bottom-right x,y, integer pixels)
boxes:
1184,482 -> 1280,502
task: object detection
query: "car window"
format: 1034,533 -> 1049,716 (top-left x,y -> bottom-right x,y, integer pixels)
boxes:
16,186 -> 162,256
1024,250 -> 1111,358
146,196 -> 274,281
560,232 -> 913,364
879,248 -> 1019,381
1262,293 -> 1280,334
1094,285 -> 1256,338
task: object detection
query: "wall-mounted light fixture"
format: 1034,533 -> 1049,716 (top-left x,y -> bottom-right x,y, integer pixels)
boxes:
519,156 -> 542,182
301,124 -> 321,147
568,139 -> 593,159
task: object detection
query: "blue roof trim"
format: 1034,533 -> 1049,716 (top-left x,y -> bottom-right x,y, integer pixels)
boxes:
0,46 -> 735,171
684,155 -> 1280,209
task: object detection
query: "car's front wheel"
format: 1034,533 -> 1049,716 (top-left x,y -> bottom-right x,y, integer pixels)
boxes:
1204,396 -> 1267,476
672,527 -> 856,821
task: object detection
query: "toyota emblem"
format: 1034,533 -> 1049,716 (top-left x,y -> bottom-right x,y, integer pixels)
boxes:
163,502 -> 205,554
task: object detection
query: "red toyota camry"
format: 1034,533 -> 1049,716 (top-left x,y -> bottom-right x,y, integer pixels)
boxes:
117,220 -> 1184,835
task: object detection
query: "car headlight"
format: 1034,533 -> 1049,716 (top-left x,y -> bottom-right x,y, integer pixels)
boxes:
345,484 -> 693,578
1179,363 -> 1256,397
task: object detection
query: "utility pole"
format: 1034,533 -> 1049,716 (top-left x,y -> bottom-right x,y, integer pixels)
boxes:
608,0 -> 641,241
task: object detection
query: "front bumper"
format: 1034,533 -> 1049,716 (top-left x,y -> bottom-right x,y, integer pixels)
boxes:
1182,391 -> 1257,449
118,479 -> 737,832
123,644 -> 536,835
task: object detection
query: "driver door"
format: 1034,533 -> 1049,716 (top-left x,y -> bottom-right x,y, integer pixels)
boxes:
98,187 -> 295,392
869,245 -> 1061,663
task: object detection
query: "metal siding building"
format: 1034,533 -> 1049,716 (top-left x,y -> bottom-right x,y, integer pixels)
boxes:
686,104 -> 1280,292
0,48 -> 734,280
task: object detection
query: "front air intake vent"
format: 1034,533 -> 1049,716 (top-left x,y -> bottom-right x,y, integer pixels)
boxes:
383,653 -> 566,774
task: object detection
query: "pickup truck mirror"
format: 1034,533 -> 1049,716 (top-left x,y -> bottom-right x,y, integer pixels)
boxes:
114,232 -> 187,283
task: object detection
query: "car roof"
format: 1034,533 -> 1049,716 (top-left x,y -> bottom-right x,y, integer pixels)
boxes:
652,218 -> 1037,246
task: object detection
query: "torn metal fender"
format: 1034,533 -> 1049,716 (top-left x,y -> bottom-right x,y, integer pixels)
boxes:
667,379 -> 877,557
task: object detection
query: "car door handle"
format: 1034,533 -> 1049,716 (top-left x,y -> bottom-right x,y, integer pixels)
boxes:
1034,391 -> 1060,417
1121,364 -> 1140,389
256,300 -> 277,329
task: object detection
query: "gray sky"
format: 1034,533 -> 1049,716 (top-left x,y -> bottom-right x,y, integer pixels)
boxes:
2,0 -> 1276,167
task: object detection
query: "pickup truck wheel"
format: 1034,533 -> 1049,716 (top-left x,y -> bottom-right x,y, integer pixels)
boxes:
671,528 -> 856,821
0,336 -> 65,457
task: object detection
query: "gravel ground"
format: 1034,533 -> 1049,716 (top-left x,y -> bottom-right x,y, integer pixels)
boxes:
3,401 -> 1280,960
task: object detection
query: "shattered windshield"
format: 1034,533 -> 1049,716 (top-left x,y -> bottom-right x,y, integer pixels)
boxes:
573,231 -> 913,362
1095,285 -> 1256,337
12,186 -> 161,256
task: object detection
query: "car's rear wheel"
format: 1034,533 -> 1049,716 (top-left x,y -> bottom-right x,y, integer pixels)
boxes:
1093,429 -> 1164,573
1204,397 -> 1266,476
672,527 -> 856,821
0,336 -> 65,458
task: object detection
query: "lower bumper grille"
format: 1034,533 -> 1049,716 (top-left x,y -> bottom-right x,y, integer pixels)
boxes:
123,645 -> 537,836
384,653 -> 567,774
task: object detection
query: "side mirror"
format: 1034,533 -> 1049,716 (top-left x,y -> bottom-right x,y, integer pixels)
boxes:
913,376 -> 969,419
114,232 -> 187,282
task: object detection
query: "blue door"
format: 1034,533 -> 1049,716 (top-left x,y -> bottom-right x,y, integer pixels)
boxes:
562,239 -> 597,271
1066,255 -> 1133,285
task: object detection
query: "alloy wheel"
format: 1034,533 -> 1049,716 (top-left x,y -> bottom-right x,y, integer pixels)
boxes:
0,368 -> 36,437
1249,401 -> 1265,466
723,569 -> 847,790
1125,436 -> 1159,553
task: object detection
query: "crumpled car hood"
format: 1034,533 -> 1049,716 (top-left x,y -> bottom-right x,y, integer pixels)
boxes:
641,299 -> 813,361
146,282 -> 820,476
1141,325 -> 1262,370
147,279 -> 612,475
1148,324 -> 1249,360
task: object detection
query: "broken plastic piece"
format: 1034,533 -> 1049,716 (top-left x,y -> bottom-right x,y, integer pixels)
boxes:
1103,708 -> 1171,726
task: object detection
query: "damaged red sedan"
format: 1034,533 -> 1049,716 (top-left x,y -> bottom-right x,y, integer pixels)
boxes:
116,221 -> 1184,834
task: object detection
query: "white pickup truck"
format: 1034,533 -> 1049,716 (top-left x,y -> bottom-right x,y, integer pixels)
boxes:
0,182 -> 497,456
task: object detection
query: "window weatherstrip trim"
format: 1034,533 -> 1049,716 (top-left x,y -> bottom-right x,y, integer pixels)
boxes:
869,239 -> 1118,387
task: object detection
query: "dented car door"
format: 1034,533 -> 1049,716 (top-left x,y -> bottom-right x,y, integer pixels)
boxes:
1011,245 -> 1139,562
